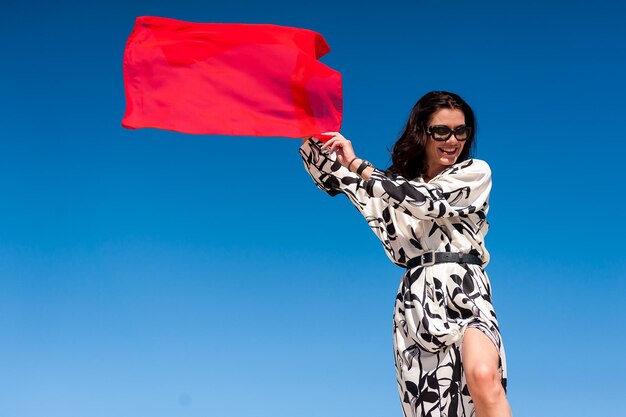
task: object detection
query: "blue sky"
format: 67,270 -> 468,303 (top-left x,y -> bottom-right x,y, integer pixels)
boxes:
1,1 -> 625,416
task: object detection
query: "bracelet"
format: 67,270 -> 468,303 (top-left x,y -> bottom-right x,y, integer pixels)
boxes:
356,160 -> 372,176
347,157 -> 359,172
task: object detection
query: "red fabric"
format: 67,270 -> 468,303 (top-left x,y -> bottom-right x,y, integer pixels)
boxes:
122,16 -> 342,138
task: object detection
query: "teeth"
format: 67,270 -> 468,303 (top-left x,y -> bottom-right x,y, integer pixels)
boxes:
440,148 -> 457,152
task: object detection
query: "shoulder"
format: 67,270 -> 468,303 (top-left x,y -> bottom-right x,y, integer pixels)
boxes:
465,158 -> 491,176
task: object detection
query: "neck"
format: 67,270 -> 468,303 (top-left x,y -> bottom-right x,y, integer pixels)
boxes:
424,163 -> 445,182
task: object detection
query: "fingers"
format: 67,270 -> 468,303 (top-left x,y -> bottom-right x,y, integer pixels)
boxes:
329,138 -> 342,154
320,132 -> 347,153
319,133 -> 357,170
323,138 -> 344,155
320,137 -> 334,152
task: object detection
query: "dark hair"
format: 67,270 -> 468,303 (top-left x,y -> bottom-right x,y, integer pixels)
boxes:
386,91 -> 477,179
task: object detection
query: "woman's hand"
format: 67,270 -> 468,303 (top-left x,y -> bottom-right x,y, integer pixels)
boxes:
319,132 -> 357,170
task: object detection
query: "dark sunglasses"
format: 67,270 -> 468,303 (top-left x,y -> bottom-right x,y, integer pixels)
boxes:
427,125 -> 472,142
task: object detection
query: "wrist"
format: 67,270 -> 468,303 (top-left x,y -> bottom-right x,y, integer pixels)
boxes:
347,157 -> 361,172
355,159 -> 373,176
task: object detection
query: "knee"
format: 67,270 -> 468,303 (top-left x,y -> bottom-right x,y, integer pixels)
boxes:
466,363 -> 504,406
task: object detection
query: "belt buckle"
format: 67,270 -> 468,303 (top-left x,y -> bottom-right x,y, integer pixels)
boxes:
421,251 -> 435,267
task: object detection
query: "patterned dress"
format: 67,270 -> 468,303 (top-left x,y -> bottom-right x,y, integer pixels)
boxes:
300,138 -> 507,417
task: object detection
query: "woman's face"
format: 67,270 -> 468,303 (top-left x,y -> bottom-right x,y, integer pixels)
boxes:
424,107 -> 467,175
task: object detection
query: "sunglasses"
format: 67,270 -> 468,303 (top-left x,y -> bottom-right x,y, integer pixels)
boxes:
427,125 -> 472,142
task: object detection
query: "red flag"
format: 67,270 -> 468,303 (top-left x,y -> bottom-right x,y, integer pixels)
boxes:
122,16 -> 342,138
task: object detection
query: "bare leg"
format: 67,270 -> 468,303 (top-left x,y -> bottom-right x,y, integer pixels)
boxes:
462,328 -> 512,417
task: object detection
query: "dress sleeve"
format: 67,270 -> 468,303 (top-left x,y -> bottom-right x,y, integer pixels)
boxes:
364,159 -> 492,220
299,138 -> 367,197
299,137 -> 388,219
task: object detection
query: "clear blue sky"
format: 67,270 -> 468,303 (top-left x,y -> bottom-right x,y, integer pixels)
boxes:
1,1 -> 625,416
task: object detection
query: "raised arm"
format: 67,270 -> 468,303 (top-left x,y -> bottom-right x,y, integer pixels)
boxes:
364,159 -> 492,220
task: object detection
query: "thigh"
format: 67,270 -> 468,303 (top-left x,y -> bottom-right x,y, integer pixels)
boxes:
461,327 -> 500,375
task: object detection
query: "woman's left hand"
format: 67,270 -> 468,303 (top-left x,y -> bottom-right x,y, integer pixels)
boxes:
320,132 -> 357,169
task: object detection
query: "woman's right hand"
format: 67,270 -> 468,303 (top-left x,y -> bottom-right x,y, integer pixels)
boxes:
319,132 -> 357,169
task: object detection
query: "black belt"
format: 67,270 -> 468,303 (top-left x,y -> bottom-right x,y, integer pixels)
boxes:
406,251 -> 483,269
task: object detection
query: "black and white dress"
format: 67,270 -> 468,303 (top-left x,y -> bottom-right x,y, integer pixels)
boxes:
300,138 -> 507,417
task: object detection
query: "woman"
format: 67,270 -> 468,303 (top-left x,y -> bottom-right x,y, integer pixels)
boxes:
300,91 -> 512,417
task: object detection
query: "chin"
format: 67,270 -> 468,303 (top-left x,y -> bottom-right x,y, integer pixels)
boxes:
440,156 -> 459,166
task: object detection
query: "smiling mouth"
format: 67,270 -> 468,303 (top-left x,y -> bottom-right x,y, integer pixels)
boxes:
439,146 -> 458,156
